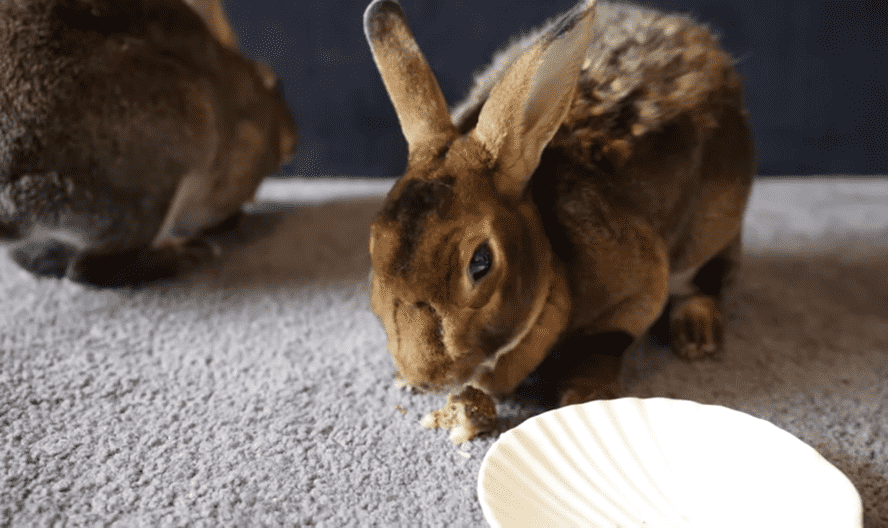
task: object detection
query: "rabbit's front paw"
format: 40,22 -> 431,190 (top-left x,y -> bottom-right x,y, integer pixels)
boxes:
670,294 -> 723,359
420,386 -> 497,444
557,352 -> 622,407
558,379 -> 621,407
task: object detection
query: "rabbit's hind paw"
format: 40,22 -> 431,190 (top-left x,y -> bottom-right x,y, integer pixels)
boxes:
11,240 -> 78,279
66,239 -> 219,288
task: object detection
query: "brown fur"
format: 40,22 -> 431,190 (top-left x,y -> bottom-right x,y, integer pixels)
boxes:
0,0 -> 296,286
184,0 -> 238,48
365,0 -> 755,442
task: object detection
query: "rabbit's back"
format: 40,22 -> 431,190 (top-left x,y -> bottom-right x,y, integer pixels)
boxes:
0,0 -> 226,242
454,2 -> 743,147
0,0 -> 218,178
566,2 -> 744,165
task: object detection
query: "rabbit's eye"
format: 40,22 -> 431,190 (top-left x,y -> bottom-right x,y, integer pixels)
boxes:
469,242 -> 492,282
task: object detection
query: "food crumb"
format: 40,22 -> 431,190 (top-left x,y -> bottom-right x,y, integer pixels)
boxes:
395,405 -> 406,415
458,450 -> 471,459
421,386 -> 497,444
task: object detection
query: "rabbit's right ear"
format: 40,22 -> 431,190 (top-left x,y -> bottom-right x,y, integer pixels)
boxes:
364,0 -> 456,155
473,0 -> 597,199
184,0 -> 238,48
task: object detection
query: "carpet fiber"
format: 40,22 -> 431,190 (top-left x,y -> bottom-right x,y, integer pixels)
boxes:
2,177 -> 887,527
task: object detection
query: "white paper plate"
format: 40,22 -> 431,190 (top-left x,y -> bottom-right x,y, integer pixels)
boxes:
478,398 -> 862,527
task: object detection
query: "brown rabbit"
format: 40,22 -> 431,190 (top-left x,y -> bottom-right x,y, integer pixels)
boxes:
0,0 -> 296,287
364,0 -> 755,442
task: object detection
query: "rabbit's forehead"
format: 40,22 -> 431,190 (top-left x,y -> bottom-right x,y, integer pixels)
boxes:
373,169 -> 495,275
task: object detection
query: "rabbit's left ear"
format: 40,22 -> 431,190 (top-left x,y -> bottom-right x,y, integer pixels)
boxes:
473,0 -> 596,199
364,0 -> 456,156
184,0 -> 238,48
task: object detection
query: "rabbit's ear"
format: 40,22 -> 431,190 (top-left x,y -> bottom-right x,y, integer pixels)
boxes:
473,0 -> 596,199
364,0 -> 456,155
184,0 -> 238,48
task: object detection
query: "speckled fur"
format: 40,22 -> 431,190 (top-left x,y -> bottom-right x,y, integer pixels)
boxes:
454,2 -> 743,167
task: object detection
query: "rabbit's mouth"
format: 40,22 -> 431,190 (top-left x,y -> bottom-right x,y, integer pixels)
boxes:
386,296 -> 486,392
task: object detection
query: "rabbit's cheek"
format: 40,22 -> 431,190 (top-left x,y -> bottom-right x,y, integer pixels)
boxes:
478,283 -> 536,353
471,314 -> 517,359
228,121 -> 265,179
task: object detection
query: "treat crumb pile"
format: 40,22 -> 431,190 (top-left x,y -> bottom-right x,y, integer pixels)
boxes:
420,386 -> 498,444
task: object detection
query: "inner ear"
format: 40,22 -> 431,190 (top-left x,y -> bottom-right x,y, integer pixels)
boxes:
472,0 -> 597,199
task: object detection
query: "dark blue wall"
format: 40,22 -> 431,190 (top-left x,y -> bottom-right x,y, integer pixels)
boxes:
227,0 -> 887,177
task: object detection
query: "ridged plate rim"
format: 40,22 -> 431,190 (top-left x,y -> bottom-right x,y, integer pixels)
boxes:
477,397 -> 863,528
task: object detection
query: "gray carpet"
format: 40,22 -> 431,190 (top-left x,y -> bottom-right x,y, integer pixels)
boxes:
1,177 -> 886,527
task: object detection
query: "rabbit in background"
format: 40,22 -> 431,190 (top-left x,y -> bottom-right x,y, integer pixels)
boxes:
364,0 -> 755,443
0,0 -> 296,287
